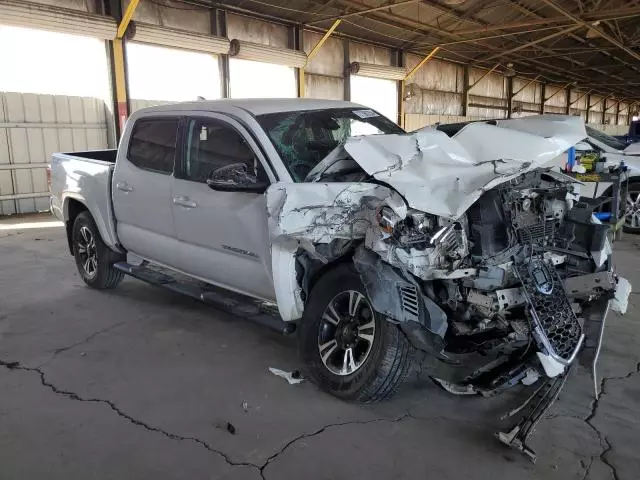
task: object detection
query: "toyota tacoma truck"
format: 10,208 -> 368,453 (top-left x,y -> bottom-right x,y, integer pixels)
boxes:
51,100 -> 630,459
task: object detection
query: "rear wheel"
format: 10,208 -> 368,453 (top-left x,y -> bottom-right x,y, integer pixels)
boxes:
297,263 -> 413,402
72,211 -> 124,289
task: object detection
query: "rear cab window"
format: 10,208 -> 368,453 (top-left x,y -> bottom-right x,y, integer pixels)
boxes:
127,117 -> 180,174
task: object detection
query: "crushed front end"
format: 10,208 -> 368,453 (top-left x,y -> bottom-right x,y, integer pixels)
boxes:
266,116 -> 631,462
355,168 -> 630,460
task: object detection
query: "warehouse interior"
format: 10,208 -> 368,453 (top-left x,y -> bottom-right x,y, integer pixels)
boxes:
1,0 -> 640,214
2,0 -> 640,479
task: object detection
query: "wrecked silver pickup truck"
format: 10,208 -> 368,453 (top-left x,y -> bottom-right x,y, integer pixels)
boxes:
51,101 -> 630,460
267,111 -> 631,458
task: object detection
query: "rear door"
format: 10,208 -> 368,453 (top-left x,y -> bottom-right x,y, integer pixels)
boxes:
171,114 -> 276,301
112,116 -> 182,267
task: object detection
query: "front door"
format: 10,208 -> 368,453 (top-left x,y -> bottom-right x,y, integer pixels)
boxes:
171,114 -> 276,301
112,116 -> 181,267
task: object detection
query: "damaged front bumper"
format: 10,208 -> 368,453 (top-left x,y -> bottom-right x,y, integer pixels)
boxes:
353,244 -> 629,463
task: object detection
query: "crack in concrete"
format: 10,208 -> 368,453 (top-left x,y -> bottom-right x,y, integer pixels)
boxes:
0,358 -> 414,480
35,320 -> 129,368
580,362 -> 640,480
0,359 -> 263,476
580,457 -> 594,480
258,414 -> 411,479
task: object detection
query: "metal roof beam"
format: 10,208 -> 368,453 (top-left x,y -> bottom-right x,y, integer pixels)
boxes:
484,26 -> 581,62
452,6 -> 640,36
538,0 -> 640,63
305,0 -> 424,25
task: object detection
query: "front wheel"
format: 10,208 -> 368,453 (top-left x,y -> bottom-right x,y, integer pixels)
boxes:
297,263 -> 413,402
72,211 -> 124,289
624,181 -> 640,233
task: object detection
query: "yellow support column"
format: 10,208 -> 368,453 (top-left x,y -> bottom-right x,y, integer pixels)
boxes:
298,19 -> 342,98
113,38 -> 129,134
112,0 -> 141,136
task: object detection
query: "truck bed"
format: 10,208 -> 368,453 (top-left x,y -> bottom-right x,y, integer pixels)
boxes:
64,149 -> 118,163
50,150 -> 120,251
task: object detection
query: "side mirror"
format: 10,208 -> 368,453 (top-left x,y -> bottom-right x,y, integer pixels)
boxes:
206,163 -> 268,193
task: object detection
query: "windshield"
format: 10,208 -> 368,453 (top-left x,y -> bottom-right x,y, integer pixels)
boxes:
257,107 -> 404,181
586,125 -> 627,151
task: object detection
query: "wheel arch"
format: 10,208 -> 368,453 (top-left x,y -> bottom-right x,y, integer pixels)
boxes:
64,197 -> 88,255
62,193 -> 122,254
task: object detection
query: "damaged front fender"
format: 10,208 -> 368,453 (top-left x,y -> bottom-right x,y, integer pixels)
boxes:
266,182 -> 405,321
352,247 -> 447,353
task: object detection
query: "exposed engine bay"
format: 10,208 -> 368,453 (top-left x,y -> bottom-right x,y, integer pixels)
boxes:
266,116 -> 631,460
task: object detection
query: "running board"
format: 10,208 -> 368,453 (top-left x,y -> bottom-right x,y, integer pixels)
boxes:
113,262 -> 295,334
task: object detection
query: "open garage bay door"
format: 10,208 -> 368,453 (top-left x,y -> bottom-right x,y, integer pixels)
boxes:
348,62 -> 401,124
126,42 -> 222,110
229,40 -> 304,99
0,25 -> 111,215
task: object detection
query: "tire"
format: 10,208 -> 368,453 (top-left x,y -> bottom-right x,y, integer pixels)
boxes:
623,180 -> 640,234
297,263 -> 414,402
72,211 -> 124,289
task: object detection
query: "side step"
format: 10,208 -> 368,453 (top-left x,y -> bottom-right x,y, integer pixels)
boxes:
113,262 -> 295,334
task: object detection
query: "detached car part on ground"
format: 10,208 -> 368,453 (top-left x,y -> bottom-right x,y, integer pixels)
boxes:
267,115 -> 630,460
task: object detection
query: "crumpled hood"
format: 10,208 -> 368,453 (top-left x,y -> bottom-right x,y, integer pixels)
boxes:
343,115 -> 587,218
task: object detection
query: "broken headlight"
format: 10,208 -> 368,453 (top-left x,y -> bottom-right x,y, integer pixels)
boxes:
377,207 -> 434,248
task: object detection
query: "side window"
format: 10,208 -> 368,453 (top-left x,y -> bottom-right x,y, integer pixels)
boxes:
128,118 -> 179,174
182,118 -> 267,183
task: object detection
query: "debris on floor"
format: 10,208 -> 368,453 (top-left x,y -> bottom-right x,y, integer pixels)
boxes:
269,367 -> 304,384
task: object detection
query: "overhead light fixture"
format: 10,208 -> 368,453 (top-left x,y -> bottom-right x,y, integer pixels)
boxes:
504,63 -> 516,78
403,83 -> 420,101
586,21 -> 601,39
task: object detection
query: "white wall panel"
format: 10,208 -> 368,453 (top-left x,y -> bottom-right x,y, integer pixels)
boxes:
303,30 -> 344,78
304,75 -> 344,100
469,68 -> 506,99
127,0 -> 209,34
0,92 -> 108,215
227,14 -> 288,48
405,54 -> 461,93
544,86 -> 567,108
349,41 -> 392,66
513,78 -> 542,104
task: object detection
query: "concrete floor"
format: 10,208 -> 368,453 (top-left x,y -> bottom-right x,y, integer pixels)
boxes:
1,213 -> 639,480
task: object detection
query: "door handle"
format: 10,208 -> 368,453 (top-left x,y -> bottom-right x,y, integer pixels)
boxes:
173,196 -> 197,208
116,181 -> 134,192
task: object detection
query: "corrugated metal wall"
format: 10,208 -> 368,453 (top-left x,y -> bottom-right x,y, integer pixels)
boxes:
2,1 -> 635,216
468,68 -> 507,119
404,54 -> 463,116
349,41 -> 392,66
127,0 -> 210,34
227,13 -> 288,48
303,30 -> 344,100
0,92 -> 108,215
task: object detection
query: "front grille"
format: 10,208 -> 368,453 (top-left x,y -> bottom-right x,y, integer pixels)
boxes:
517,220 -> 557,244
514,258 -> 583,363
399,285 -> 420,322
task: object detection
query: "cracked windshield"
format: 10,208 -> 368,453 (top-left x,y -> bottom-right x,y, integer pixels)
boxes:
258,108 -> 404,181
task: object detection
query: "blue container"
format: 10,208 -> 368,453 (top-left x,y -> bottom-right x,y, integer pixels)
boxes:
594,212 -> 611,221
567,146 -> 576,171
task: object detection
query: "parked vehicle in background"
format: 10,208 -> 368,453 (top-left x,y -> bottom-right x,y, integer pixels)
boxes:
50,101 -> 629,460
613,119 -> 640,145
575,125 -> 640,232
